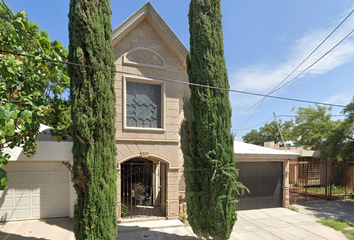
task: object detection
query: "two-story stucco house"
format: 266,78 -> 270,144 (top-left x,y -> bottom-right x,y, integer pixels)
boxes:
112,2 -> 189,221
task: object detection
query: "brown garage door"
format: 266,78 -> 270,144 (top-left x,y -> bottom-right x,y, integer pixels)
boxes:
236,162 -> 283,210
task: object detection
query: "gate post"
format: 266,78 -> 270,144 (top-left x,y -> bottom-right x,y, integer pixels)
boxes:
283,159 -> 290,208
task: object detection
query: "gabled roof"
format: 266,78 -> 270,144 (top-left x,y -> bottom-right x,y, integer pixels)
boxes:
112,2 -> 189,66
234,141 -> 299,159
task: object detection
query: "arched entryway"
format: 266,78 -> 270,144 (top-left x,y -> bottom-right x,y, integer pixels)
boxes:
120,158 -> 166,218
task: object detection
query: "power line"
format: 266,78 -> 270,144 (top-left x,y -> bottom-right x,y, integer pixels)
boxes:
234,9 -> 354,128
1,49 -> 348,108
274,28 -> 354,93
236,26 -> 354,127
235,114 -> 346,131
240,9 -> 354,117
234,116 -> 274,131
1,3 -> 348,108
235,115 -> 296,131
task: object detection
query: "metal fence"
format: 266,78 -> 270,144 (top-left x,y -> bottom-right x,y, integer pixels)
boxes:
289,160 -> 354,203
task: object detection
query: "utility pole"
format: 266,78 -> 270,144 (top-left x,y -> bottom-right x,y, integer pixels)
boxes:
273,112 -> 287,150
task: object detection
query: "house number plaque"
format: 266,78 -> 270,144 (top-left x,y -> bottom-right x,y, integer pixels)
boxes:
141,152 -> 149,157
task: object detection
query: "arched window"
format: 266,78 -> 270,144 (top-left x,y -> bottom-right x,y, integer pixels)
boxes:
123,47 -> 166,69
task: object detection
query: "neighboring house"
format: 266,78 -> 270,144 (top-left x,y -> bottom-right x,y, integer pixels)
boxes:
234,141 -> 299,210
0,124 -> 75,221
264,141 -> 322,186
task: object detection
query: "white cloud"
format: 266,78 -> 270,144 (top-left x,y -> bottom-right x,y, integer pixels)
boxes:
325,92 -> 353,106
229,9 -> 354,98
228,7 -> 354,122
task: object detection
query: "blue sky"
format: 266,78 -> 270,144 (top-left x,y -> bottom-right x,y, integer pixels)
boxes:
8,0 -> 354,141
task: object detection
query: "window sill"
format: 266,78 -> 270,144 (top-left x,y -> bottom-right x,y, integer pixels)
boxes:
123,127 -> 165,132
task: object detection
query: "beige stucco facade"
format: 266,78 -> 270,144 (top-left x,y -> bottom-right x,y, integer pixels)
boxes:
112,3 -> 189,221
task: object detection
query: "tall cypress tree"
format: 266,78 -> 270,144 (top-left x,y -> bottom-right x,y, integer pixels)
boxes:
181,1 -> 245,239
68,0 -> 117,239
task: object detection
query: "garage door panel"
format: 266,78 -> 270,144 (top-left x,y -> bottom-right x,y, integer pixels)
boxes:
46,185 -> 63,195
31,162 -> 46,171
0,162 -> 70,221
12,163 -> 29,171
33,174 -> 46,183
46,162 -> 62,171
236,162 -> 283,210
15,197 -> 30,207
15,209 -> 30,219
14,174 -> 31,183
14,188 -> 30,196
46,173 -> 62,183
32,208 -> 40,218
61,172 -> 69,181
32,196 -> 40,207
31,187 -> 41,195
2,196 -> 13,208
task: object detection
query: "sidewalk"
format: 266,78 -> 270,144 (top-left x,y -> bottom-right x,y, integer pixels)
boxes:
0,207 -> 348,240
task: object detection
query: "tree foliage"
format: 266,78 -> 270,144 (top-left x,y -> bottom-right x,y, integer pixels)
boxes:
242,120 -> 294,146
0,3 -> 70,190
243,100 -> 354,161
321,98 -> 354,161
291,105 -> 334,148
181,1 -> 246,239
68,0 -> 117,239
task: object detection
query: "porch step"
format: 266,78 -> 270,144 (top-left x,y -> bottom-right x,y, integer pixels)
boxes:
118,219 -> 183,232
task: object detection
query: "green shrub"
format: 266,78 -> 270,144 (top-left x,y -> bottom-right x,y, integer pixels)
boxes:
288,206 -> 298,212
121,204 -> 130,218
179,204 -> 187,223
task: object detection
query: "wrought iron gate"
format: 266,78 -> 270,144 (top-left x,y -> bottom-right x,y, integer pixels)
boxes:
289,160 -> 354,203
121,159 -> 166,218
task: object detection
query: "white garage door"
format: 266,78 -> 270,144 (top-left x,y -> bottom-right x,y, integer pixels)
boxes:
0,161 -> 70,221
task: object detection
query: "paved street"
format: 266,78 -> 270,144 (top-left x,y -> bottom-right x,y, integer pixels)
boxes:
0,204 -> 350,239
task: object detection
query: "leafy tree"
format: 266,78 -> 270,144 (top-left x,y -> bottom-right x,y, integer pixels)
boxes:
242,120 -> 294,146
321,98 -> 354,161
0,3 -> 70,190
243,102 -> 354,161
291,105 -> 333,149
181,1 -> 246,239
242,129 -> 264,146
68,0 -> 117,239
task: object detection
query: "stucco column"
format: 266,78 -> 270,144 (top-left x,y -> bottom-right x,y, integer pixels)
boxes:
283,159 -> 290,208
117,163 -> 122,222
166,169 -> 179,219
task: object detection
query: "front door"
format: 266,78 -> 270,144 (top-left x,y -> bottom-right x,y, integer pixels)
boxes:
121,158 -> 166,218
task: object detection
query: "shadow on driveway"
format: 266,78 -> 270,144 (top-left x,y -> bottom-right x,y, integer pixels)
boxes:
293,199 -> 354,223
0,231 -> 48,240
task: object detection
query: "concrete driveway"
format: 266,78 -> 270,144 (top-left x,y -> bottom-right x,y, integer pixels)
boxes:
292,199 -> 354,224
0,207 -> 348,240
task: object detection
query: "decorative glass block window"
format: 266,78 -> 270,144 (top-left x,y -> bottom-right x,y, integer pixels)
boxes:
123,47 -> 166,69
126,81 -> 162,128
